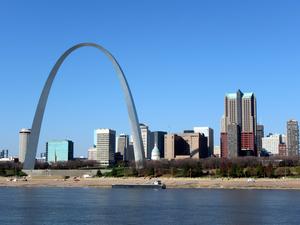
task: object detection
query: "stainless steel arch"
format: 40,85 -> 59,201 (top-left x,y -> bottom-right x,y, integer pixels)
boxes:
23,43 -> 145,169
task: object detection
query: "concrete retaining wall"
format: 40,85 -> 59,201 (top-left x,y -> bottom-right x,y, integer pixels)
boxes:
23,169 -> 111,177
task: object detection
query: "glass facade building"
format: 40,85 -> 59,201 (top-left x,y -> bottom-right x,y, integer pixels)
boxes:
46,140 -> 74,162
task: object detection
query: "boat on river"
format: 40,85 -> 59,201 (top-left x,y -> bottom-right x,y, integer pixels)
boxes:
112,180 -> 166,189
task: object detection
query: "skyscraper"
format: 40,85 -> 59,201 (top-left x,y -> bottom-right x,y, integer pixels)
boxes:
19,128 -> 31,163
220,116 -> 228,158
225,90 -> 243,126
127,141 -> 135,161
46,140 -> 74,162
220,90 -> 257,158
241,93 -> 257,155
140,124 -> 153,159
96,129 -> 116,166
117,134 -> 129,160
256,124 -> 264,155
287,120 -> 299,156
227,123 -> 240,158
193,127 -> 214,156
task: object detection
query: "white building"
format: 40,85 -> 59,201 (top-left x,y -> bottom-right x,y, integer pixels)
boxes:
193,127 -> 214,156
95,129 -> 116,166
19,128 -> 31,163
140,124 -> 152,159
87,147 -> 97,160
262,134 -> 282,155
0,157 -> 14,162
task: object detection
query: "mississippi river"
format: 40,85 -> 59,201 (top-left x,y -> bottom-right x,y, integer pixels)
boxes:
0,188 -> 299,225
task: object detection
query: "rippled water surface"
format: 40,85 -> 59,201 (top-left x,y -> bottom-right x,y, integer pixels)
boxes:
0,187 -> 300,225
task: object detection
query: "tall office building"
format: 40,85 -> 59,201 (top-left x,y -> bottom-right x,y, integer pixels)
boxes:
19,128 -> 31,163
220,91 -> 242,158
256,124 -> 264,155
287,120 -> 299,156
194,127 -> 214,156
46,140 -> 74,162
140,124 -> 153,159
227,124 -> 240,158
164,132 -> 208,160
220,116 -> 228,157
127,141 -> 135,161
151,131 -> 167,158
241,93 -> 257,155
96,129 -> 116,166
220,90 -> 257,158
225,90 -> 243,126
117,134 -> 129,160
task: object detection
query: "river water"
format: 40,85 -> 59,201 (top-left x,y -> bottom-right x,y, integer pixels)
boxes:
0,187 -> 299,225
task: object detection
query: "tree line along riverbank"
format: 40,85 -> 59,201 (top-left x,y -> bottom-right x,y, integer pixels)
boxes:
1,156 -> 300,179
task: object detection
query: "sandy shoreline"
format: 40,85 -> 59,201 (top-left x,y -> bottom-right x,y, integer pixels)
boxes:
1,177 -> 300,190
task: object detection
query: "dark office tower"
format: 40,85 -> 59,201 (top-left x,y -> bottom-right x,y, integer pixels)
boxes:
220,90 -> 242,158
287,120 -> 299,156
241,93 -> 257,156
256,124 -> 264,155
227,123 -> 241,158
127,142 -> 135,161
117,134 -> 129,160
151,131 -> 167,158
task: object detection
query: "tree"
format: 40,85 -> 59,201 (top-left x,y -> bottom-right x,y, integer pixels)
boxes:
265,163 -> 274,178
96,169 -> 102,177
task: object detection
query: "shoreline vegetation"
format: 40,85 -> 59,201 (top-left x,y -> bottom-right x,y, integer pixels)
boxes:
1,157 -> 300,189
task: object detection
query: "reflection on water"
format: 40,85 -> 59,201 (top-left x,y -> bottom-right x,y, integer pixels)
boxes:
0,188 -> 299,225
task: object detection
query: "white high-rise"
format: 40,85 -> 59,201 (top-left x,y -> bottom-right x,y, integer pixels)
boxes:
95,129 -> 116,166
262,134 -> 282,155
19,128 -> 31,163
193,127 -> 214,156
140,124 -> 152,159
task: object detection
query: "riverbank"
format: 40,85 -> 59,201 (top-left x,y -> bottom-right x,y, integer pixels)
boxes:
1,177 -> 300,189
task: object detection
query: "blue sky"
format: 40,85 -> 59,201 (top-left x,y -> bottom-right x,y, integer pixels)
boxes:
0,0 -> 300,156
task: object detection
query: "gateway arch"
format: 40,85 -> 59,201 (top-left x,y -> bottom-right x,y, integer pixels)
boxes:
23,43 -> 145,170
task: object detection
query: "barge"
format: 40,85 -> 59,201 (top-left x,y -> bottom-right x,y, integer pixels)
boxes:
112,180 -> 166,189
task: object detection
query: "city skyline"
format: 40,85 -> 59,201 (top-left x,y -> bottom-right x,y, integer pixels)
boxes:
7,90 -> 300,159
1,1 -> 300,156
